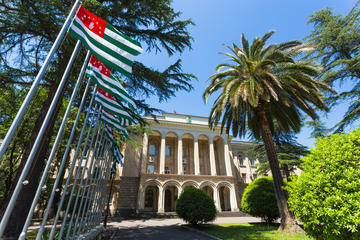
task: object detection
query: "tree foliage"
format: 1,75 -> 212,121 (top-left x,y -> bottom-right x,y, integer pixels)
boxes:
242,176 -> 279,223
175,187 -> 216,225
286,129 -> 360,240
306,1 -> 360,132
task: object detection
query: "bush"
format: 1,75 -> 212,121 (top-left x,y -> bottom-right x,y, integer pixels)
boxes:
175,187 -> 216,225
286,129 -> 360,240
241,176 -> 279,223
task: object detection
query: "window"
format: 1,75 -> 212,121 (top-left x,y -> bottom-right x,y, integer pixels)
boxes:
182,157 -> 187,164
259,158 -> 265,163
241,173 -> 247,183
165,166 -> 171,174
147,165 -> 155,174
250,158 -> 255,166
238,154 -> 244,166
165,145 -> 171,156
148,156 -> 154,163
183,166 -> 187,174
253,174 -> 257,180
149,144 -> 156,155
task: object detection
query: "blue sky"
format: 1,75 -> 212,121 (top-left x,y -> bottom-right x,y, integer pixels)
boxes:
136,0 -> 359,148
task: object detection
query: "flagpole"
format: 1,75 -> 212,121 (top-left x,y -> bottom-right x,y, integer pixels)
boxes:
104,167 -> 116,228
18,50 -> 91,240
0,0 -> 81,163
0,40 -> 82,238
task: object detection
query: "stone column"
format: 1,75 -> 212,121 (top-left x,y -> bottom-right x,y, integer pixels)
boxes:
158,186 -> 164,213
159,134 -> 166,174
177,137 -> 183,174
209,136 -> 216,176
224,138 -> 233,176
213,187 -> 221,211
230,185 -> 239,212
194,136 -> 200,175
138,187 -> 145,211
141,133 -> 148,174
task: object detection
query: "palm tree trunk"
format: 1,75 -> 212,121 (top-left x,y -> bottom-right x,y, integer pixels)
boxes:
256,108 -> 303,233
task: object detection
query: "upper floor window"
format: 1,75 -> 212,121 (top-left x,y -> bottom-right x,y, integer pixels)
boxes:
259,158 -> 265,163
147,165 -> 155,174
253,174 -> 257,180
238,154 -> 244,166
182,157 -> 187,164
165,166 -> 171,174
148,156 -> 154,163
165,145 -> 171,156
149,144 -> 156,155
250,158 -> 255,166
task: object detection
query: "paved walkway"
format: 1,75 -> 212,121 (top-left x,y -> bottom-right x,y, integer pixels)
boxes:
106,217 -> 261,239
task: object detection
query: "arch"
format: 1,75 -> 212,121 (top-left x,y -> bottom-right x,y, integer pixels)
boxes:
216,181 -> 233,190
199,181 -> 216,190
182,180 -> 199,190
162,180 -> 181,191
166,131 -> 179,138
218,185 -> 231,211
213,135 -> 224,142
198,134 -> 209,141
150,130 -> 161,137
143,179 -> 162,189
181,133 -> 194,139
144,185 -> 159,211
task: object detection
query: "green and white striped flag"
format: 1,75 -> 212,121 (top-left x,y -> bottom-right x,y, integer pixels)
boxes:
69,5 -> 143,77
104,124 -> 124,167
87,55 -> 136,110
95,87 -> 135,126
101,109 -> 129,139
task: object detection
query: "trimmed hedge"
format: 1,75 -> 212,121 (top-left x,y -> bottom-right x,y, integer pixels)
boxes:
241,176 -> 279,223
175,187 -> 216,225
286,129 -> 360,240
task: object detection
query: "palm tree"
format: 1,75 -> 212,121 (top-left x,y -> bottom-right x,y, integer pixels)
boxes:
203,31 -> 334,232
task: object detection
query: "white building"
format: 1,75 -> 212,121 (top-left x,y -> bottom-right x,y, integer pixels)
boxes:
112,112 -> 261,215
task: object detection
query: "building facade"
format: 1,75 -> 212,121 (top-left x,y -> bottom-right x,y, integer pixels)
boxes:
112,113 -> 260,215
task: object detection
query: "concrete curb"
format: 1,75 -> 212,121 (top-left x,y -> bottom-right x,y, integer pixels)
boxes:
180,225 -> 222,240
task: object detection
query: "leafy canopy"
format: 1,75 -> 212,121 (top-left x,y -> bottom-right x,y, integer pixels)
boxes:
175,187 -> 216,225
306,1 -> 360,132
242,176 -> 279,223
203,31 -> 334,139
286,129 -> 360,240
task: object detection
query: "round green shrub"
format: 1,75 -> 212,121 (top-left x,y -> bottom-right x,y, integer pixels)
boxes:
286,129 -> 360,240
175,187 -> 216,225
241,176 -> 279,223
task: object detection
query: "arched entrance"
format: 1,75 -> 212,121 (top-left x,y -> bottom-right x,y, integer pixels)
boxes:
219,186 -> 231,211
144,186 -> 158,211
202,186 -> 213,200
164,186 -> 178,212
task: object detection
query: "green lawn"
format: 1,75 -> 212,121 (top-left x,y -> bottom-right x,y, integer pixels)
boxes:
195,223 -> 314,240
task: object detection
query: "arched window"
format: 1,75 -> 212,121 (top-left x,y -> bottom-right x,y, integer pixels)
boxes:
145,189 -> 154,208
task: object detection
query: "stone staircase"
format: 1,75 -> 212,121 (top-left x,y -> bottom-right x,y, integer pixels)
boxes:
114,177 -> 140,217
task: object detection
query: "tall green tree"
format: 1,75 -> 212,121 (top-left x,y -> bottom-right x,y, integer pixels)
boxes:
204,31 -> 334,232
246,131 -> 309,181
306,1 -> 360,132
0,0 -> 195,238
